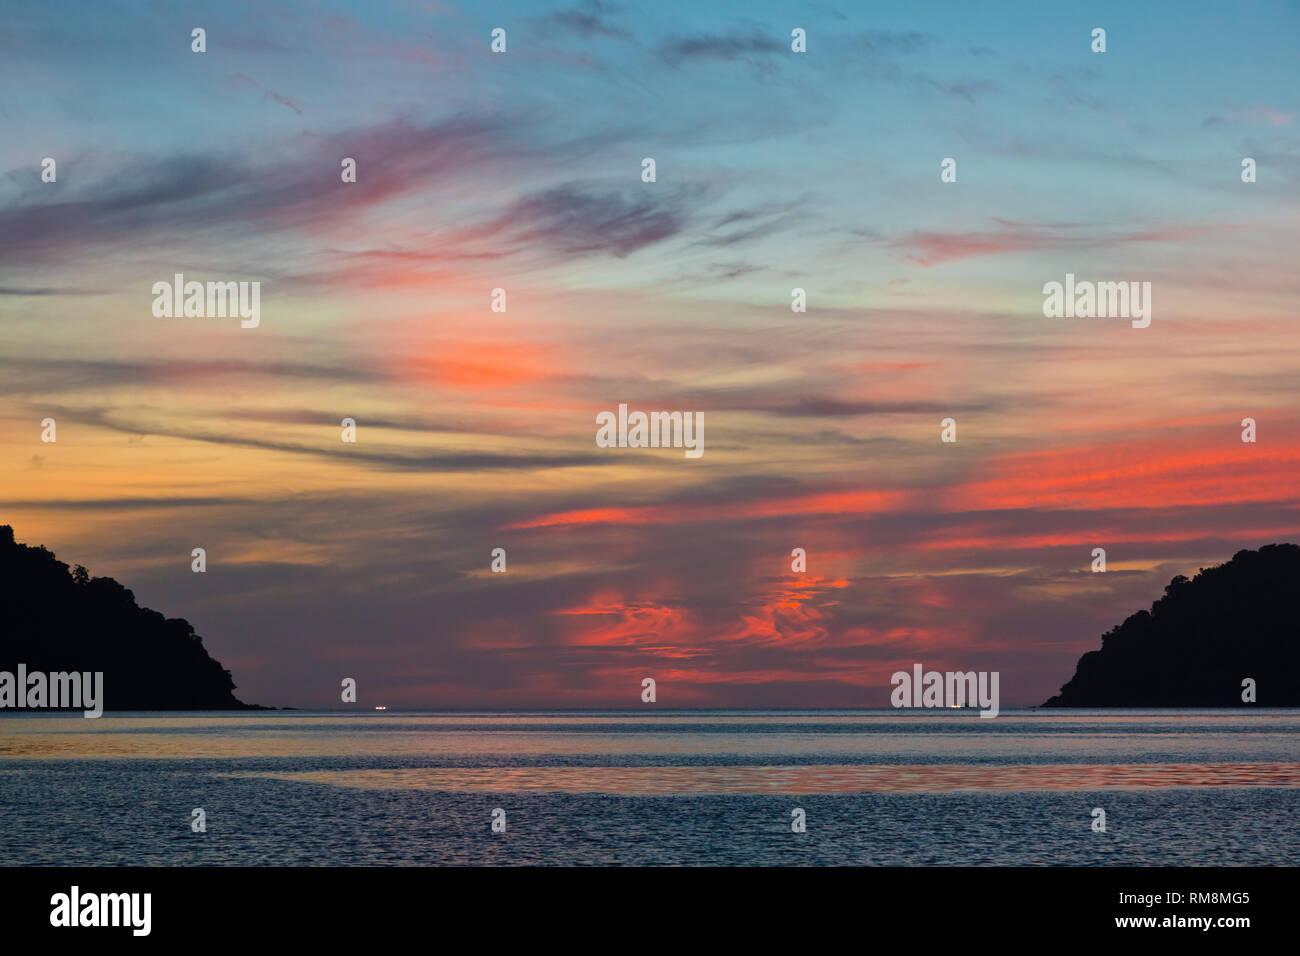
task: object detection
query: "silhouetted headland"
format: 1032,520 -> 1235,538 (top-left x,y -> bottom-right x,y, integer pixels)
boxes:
1044,544 -> 1300,706
0,525 -> 262,710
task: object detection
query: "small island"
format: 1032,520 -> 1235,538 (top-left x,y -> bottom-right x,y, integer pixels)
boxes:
0,524 -> 257,710
1044,543 -> 1300,706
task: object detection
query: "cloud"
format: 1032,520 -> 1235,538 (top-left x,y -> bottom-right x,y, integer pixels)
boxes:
1045,74 -> 1107,112
0,286 -> 101,295
1203,106 -> 1296,128
0,357 -> 381,395
546,1 -> 632,41
228,73 -> 304,115
0,115 -> 526,268
465,181 -> 709,258
761,397 -> 991,417
0,496 -> 247,511
659,30 -> 785,65
921,76 -> 999,104
888,219 -> 1236,266
32,404 -> 608,474
856,31 -> 933,54
692,200 -> 806,249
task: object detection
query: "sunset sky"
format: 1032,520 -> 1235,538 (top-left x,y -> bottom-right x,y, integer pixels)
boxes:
1,0 -> 1298,708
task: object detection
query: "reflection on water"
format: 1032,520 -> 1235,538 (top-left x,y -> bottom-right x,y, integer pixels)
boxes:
2,710 -> 1298,865
3,709 -> 1299,763
228,762 -> 1300,794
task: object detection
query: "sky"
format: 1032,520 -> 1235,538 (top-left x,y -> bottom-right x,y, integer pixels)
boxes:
1,0 -> 1298,708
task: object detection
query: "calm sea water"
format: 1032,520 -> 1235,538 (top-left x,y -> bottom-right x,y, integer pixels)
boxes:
1,709 -> 1297,865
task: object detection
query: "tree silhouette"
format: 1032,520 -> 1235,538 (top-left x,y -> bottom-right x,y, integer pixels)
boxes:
1045,544 -> 1300,706
0,524 -> 251,710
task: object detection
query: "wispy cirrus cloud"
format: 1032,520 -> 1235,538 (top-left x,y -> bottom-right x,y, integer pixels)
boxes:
462,181 -> 711,259
659,29 -> 785,65
888,219 -> 1239,266
542,1 -> 633,41
228,73 -> 304,115
1203,105 -> 1296,127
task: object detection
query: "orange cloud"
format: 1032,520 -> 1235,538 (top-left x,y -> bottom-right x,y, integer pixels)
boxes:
949,438 -> 1300,511
403,340 -> 556,390
509,489 -> 908,530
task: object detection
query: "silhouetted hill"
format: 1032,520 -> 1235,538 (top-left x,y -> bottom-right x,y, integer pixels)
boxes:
1044,544 -> 1300,706
0,525 -> 253,710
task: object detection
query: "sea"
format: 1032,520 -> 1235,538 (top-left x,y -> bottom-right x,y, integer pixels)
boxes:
1,709 -> 1296,866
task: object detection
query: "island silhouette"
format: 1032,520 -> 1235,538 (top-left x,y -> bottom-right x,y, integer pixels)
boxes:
5,523 -> 1297,711
1045,543 -> 1300,706
0,524 -> 253,710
